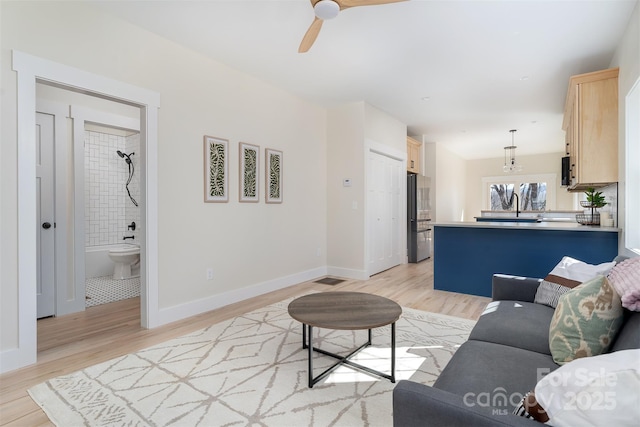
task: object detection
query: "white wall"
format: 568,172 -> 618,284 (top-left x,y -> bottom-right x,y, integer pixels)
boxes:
464,151 -> 575,220
327,102 -> 366,275
435,144 -> 467,222
326,102 -> 406,277
1,2 -> 327,352
610,0 -> 640,257
421,141 -> 467,223
364,104 -> 406,153
422,142 -> 437,219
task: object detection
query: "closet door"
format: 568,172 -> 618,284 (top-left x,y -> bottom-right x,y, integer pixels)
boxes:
36,112 -> 56,318
368,151 -> 402,275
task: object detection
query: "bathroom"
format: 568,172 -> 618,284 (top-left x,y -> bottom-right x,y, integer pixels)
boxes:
84,124 -> 141,307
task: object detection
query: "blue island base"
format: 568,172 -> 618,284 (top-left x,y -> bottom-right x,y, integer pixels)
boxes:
433,225 -> 619,298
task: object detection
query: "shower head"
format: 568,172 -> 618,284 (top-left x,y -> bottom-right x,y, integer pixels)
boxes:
117,150 -> 135,164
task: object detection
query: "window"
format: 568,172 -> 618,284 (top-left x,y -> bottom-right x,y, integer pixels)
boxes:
484,174 -> 556,212
520,182 -> 547,210
490,184 -> 515,210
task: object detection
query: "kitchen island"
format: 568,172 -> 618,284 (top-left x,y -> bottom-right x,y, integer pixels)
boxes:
433,222 -> 619,297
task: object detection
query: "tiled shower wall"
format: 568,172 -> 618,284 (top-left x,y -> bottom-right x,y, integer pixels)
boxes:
125,133 -> 140,242
84,130 -> 140,247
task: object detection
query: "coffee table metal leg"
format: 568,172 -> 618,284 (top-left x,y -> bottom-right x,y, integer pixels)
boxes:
391,322 -> 396,383
308,325 -> 313,388
301,324 -> 396,388
302,323 -> 307,349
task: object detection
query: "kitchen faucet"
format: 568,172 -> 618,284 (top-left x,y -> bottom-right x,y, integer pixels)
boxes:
511,192 -> 520,217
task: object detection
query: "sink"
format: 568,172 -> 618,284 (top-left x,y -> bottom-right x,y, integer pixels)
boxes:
474,217 -> 541,223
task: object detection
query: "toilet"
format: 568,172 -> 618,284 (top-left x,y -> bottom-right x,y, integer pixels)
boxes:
108,243 -> 141,280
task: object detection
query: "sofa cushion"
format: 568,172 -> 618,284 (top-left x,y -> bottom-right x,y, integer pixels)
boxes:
469,300 -> 555,355
434,340 -> 559,412
611,310 -> 640,351
549,276 -> 624,365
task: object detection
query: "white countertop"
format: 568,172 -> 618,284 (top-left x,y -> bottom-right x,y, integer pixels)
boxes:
433,221 -> 621,232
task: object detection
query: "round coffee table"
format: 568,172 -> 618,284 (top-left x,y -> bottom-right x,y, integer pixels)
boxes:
288,291 -> 402,388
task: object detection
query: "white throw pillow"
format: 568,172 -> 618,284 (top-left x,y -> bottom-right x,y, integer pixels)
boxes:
534,349 -> 640,427
548,256 -> 616,282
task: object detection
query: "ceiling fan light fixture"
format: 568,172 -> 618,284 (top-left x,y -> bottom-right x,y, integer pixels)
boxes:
314,0 -> 340,20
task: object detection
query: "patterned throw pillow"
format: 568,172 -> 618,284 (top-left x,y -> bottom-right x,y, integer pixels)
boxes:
549,275 -> 624,365
607,257 -> 640,311
513,391 -> 549,423
535,280 -> 575,308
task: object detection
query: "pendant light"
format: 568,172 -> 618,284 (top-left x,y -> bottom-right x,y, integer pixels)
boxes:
503,129 -> 523,173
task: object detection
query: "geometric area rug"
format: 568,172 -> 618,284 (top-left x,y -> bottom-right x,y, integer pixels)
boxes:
28,297 -> 475,426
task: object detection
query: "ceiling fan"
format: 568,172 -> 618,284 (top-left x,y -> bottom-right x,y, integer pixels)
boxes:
299,0 -> 407,53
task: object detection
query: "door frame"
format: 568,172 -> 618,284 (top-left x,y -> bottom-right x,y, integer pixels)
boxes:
364,139 -> 407,277
4,50 -> 160,373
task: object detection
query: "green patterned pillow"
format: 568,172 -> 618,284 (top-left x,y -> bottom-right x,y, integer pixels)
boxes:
549,275 -> 623,365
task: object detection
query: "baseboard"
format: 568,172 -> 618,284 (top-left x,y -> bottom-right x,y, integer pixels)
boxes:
326,266 -> 369,281
157,266 -> 328,326
0,346 -> 37,375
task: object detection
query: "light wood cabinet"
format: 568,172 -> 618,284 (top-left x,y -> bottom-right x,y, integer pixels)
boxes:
407,137 -> 421,174
562,67 -> 618,191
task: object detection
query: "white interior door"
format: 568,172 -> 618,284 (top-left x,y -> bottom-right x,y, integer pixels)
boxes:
36,112 -> 56,318
368,151 -> 402,275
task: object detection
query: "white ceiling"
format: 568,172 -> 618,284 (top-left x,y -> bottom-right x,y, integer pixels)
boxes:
94,0 -> 636,160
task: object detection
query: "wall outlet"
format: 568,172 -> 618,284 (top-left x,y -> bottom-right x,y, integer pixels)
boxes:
316,247 -> 322,257
206,268 -> 214,280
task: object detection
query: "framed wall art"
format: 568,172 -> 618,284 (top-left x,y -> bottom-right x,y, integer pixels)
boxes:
239,142 -> 260,202
203,135 -> 229,203
265,148 -> 283,204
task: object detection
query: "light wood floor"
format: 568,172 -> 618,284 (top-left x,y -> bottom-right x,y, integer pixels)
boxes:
0,259 -> 490,426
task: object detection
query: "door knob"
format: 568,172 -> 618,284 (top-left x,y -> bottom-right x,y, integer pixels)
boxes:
42,222 -> 51,229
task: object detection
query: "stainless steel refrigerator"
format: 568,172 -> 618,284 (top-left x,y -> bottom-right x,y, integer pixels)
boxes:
407,173 -> 432,263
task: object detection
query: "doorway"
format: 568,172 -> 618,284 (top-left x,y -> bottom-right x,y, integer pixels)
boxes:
81,120 -> 142,308
4,50 -> 160,374
36,89 -> 143,316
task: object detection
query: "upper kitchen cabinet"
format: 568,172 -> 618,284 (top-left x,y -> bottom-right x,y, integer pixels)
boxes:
562,67 -> 618,191
407,136 -> 421,174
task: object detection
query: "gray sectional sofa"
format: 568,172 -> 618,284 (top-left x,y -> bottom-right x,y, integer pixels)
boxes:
393,273 -> 640,426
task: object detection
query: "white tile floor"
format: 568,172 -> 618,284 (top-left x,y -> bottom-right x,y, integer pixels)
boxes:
85,275 -> 140,307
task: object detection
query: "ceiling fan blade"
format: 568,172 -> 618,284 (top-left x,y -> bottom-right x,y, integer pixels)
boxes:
299,17 -> 324,53
339,0 -> 407,8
